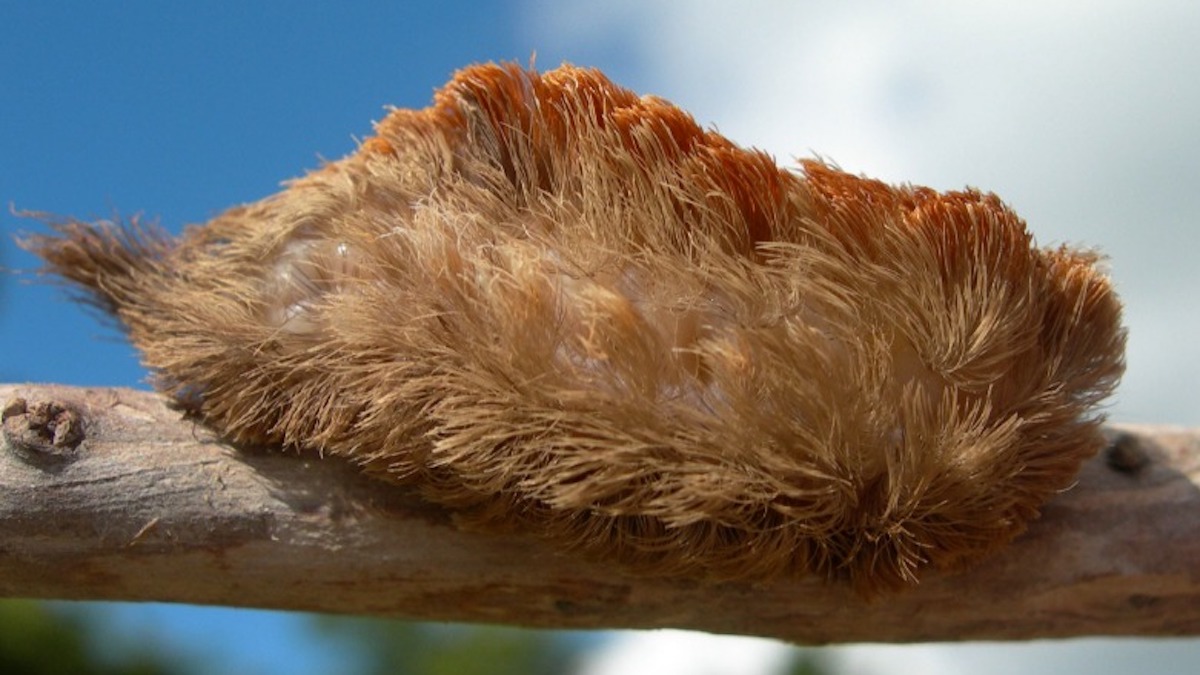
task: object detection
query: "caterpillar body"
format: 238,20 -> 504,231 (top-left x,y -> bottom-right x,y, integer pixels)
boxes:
24,63 -> 1125,592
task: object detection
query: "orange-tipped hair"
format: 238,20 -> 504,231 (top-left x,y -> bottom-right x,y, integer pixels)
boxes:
23,63 -> 1125,592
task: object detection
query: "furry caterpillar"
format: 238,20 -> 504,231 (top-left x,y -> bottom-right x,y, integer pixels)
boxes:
24,63 -> 1125,592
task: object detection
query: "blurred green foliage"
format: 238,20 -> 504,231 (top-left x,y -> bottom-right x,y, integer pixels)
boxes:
311,617 -> 583,675
783,652 -> 829,675
0,600 -> 183,675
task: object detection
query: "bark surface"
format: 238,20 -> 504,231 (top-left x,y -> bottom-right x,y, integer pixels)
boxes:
1,383 -> 1196,643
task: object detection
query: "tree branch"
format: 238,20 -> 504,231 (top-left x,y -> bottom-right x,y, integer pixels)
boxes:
1,383 -> 1197,643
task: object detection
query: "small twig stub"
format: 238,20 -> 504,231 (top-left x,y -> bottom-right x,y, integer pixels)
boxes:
2,397 -> 85,464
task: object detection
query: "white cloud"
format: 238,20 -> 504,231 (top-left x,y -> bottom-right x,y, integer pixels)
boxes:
578,630 -> 796,675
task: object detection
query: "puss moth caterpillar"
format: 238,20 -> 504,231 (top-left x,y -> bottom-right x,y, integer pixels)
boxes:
23,63 -> 1125,592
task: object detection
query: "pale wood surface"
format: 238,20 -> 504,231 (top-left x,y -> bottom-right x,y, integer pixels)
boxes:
1,383 -> 1197,643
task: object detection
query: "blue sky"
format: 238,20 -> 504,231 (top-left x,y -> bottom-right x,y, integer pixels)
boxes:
4,2 -> 1200,674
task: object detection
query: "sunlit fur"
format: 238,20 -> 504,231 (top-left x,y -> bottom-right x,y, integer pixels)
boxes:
23,63 -> 1125,592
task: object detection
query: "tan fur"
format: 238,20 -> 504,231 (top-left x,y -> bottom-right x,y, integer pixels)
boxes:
23,63 -> 1125,592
